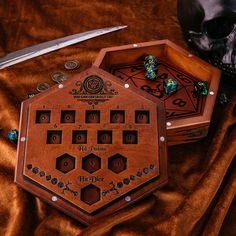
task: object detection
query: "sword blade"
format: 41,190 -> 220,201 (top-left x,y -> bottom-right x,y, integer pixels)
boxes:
0,25 -> 127,69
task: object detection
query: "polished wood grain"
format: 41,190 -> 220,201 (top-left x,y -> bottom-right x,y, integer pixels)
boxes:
15,66 -> 168,225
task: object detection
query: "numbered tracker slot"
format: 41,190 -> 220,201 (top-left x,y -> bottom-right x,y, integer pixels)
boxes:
110,60 -> 206,120
135,110 -> 150,124
47,130 -> 62,144
61,110 -> 76,123
86,110 -> 100,123
97,130 -> 112,144
56,153 -> 76,173
72,130 -> 87,144
38,109 -> 149,145
36,110 -> 51,123
110,110 -> 125,123
123,131 -> 138,144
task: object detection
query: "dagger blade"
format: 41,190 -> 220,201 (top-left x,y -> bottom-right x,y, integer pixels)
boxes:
0,25 -> 127,69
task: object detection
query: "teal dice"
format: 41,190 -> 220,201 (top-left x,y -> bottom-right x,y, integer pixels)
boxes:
7,129 -> 18,144
144,55 -> 158,80
194,81 -> 208,96
164,78 -> 178,95
217,92 -> 230,106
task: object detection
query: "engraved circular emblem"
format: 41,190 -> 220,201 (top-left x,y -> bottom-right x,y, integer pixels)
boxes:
64,60 -> 80,70
83,76 -> 104,94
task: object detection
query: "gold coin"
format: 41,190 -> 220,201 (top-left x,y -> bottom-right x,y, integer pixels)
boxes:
64,60 -> 80,70
51,71 -> 68,83
37,83 -> 50,92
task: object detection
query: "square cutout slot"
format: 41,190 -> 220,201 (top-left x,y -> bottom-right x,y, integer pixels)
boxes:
123,131 -> 138,144
135,110 -> 150,124
86,110 -> 100,123
36,110 -> 51,123
110,110 -> 125,123
47,131 -> 62,144
97,131 -> 112,144
61,110 -> 76,123
72,130 -> 87,144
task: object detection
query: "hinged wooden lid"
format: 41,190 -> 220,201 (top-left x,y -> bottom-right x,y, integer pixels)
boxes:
15,66 -> 168,225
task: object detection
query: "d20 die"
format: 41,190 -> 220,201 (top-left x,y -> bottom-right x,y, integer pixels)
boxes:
93,40 -> 221,145
15,66 -> 167,225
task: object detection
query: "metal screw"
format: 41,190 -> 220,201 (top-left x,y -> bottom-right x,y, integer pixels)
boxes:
125,196 -> 131,202
133,44 -> 138,47
58,84 -> 64,89
124,83 -> 129,88
20,137 -> 26,142
188,54 -> 193,57
160,136 -> 165,142
166,122 -> 172,127
51,196 -> 58,202
209,91 -> 214,95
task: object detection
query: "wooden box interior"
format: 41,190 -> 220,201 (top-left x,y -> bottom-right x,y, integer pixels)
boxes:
94,40 -> 221,145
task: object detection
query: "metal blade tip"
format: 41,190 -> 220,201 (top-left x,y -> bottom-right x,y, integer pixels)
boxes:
117,25 -> 128,29
106,25 -> 128,31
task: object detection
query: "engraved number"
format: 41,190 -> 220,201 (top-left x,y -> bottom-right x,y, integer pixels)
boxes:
65,115 -> 71,120
191,90 -> 198,99
89,160 -> 95,167
166,111 -> 176,118
176,74 -> 192,84
115,160 -> 121,167
102,134 -> 108,141
156,73 -> 168,80
138,114 -> 144,120
131,65 -> 144,72
173,98 -> 187,107
141,85 -> 164,99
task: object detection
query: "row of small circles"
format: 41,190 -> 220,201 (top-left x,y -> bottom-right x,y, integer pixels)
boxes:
101,163 -> 156,197
27,162 -> 156,203
116,163 -> 155,189
26,164 -> 71,192
47,130 -> 138,144
27,162 -> 155,183
36,110 -> 150,124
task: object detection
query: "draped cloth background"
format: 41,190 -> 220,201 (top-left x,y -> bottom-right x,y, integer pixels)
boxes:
0,0 -> 235,235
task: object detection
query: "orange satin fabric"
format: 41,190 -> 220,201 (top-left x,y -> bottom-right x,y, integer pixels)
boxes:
0,1 -> 235,235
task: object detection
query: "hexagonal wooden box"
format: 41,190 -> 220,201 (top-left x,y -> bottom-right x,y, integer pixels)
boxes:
93,40 -> 221,145
15,66 -> 168,225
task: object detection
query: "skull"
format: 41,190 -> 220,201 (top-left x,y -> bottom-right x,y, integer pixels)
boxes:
177,0 -> 236,79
